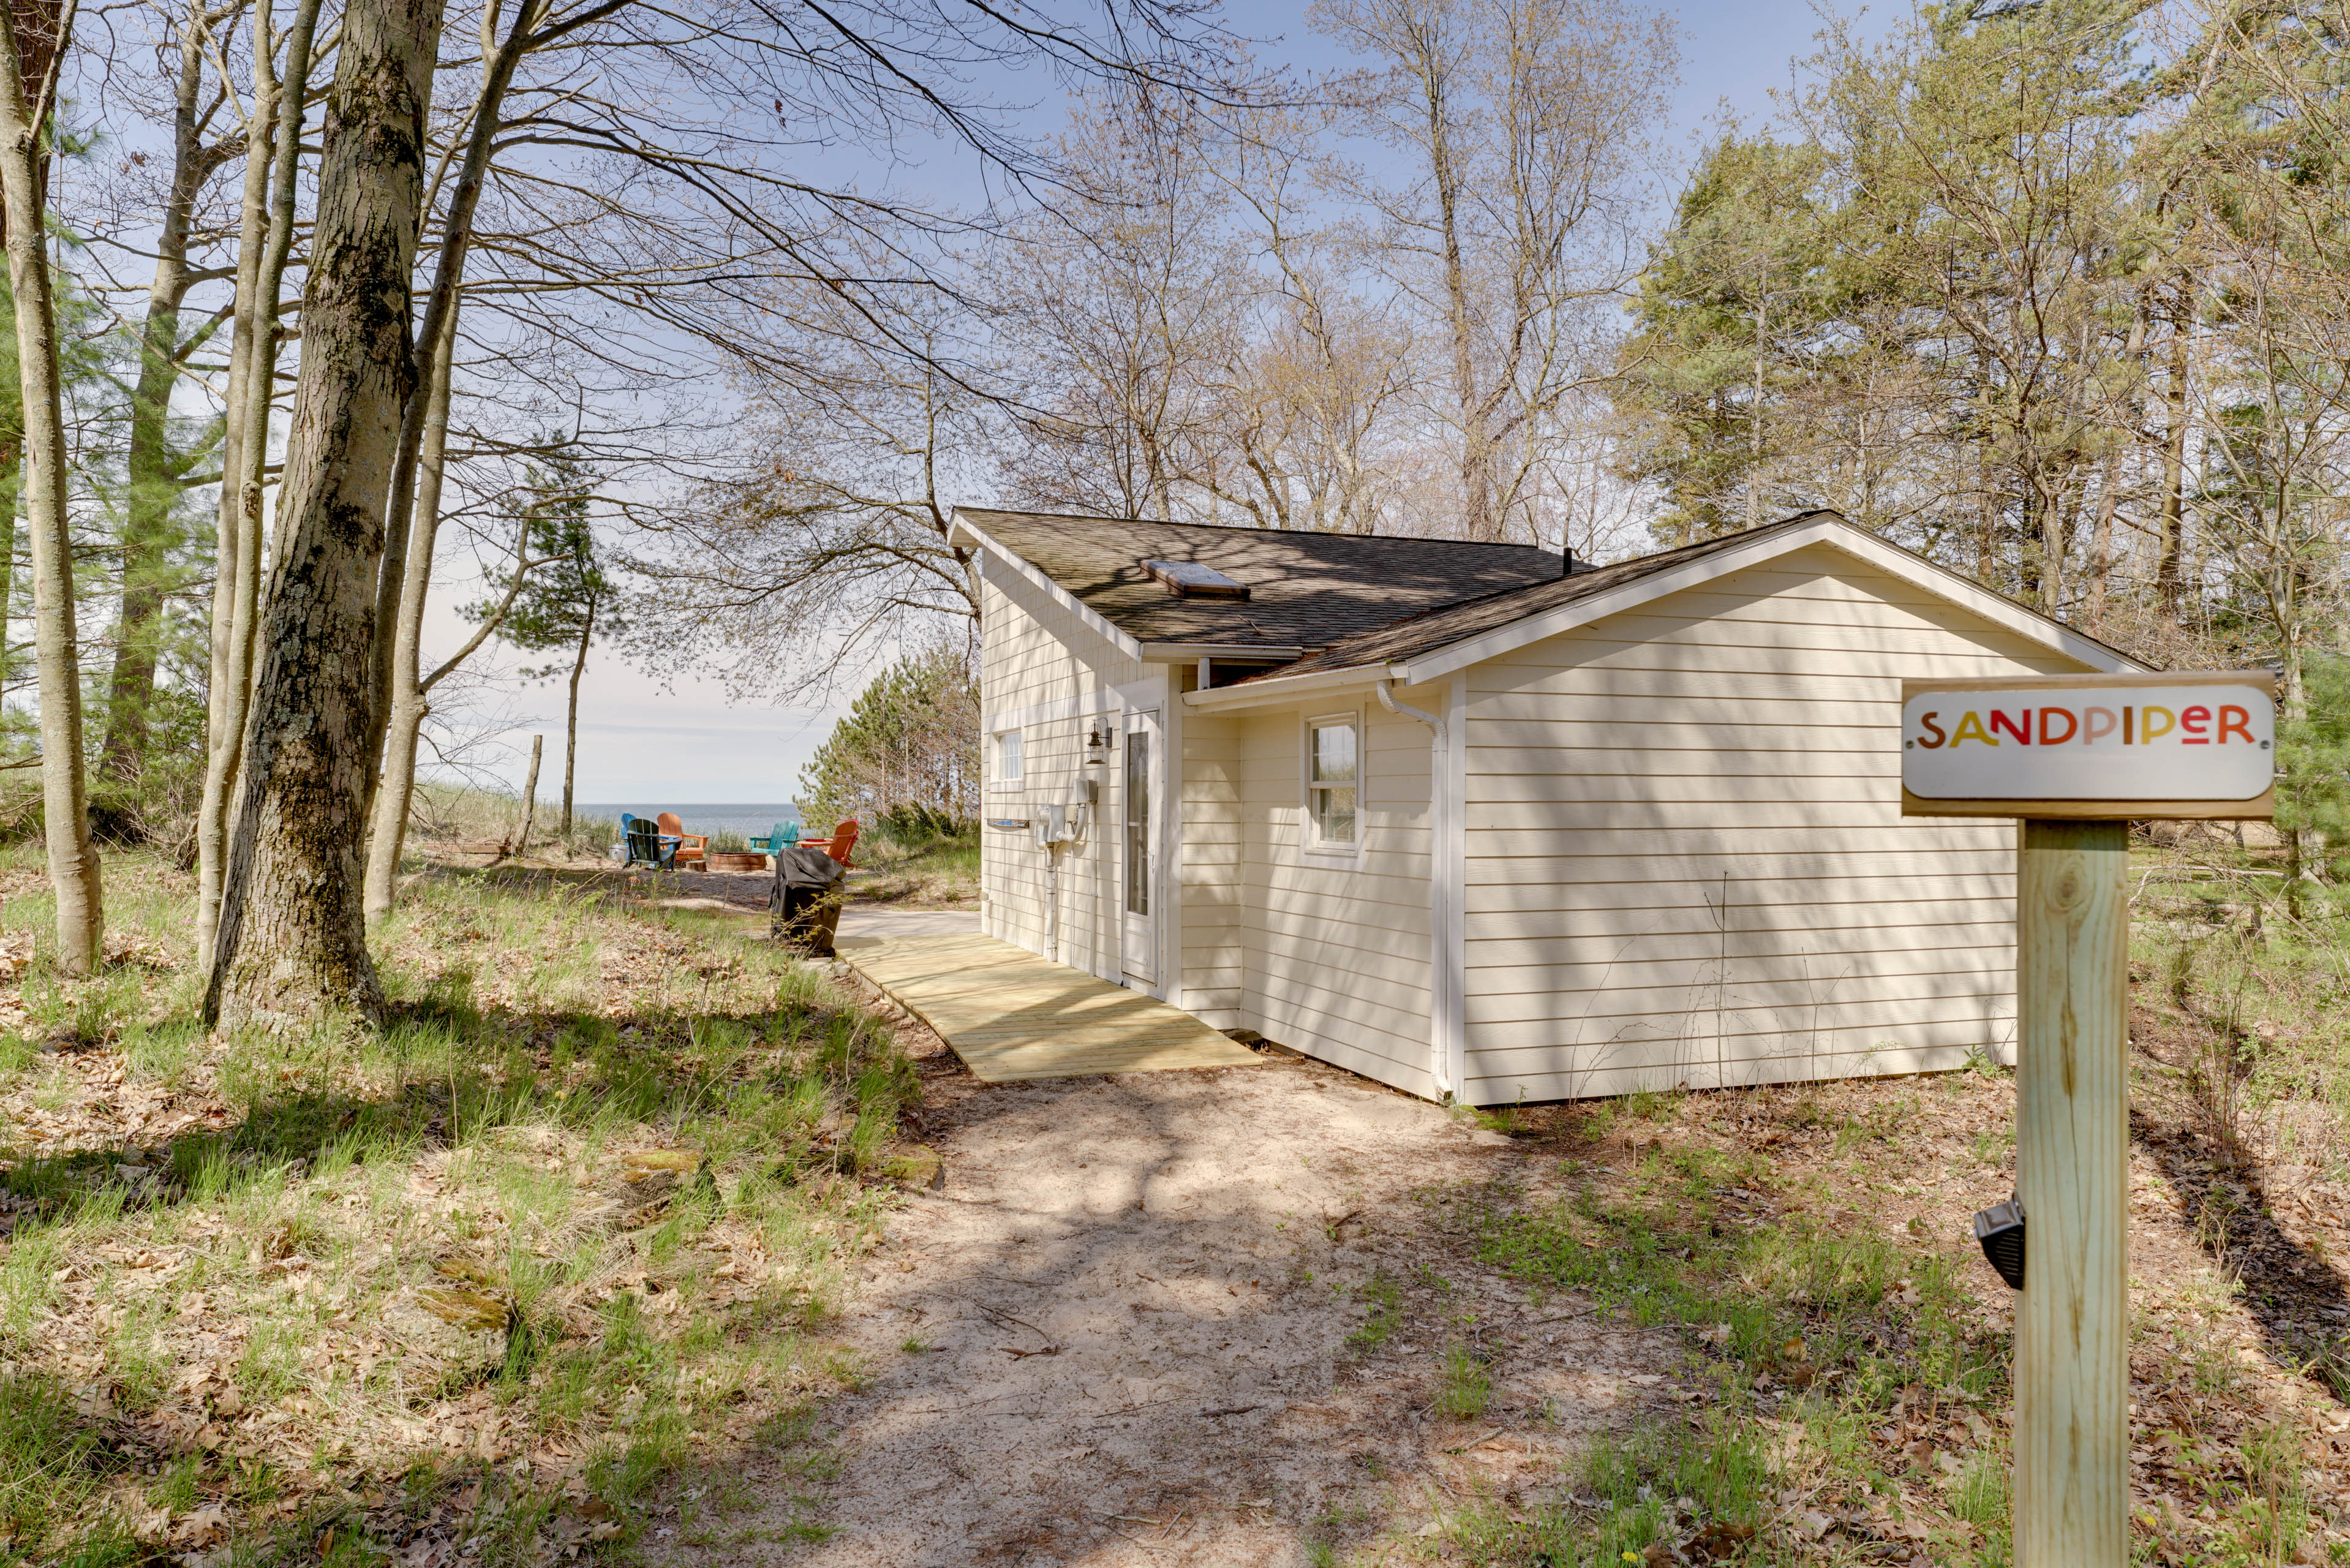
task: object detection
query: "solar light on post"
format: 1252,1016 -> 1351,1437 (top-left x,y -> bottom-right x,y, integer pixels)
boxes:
1901,672 -> 2275,1568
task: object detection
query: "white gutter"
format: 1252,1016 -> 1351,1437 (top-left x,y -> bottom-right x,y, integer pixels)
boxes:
1378,679 -> 1462,1102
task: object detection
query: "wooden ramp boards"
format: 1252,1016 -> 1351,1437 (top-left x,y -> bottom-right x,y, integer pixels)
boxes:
838,932 -> 1262,1083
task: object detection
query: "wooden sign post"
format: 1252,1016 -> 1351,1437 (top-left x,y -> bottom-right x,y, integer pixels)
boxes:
1900,672 -> 2277,1568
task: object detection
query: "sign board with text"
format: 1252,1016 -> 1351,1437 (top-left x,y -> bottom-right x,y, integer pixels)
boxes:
1900,672 -> 2277,820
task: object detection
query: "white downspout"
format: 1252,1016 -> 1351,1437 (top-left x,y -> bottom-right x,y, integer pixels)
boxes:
1379,679 -> 1458,1102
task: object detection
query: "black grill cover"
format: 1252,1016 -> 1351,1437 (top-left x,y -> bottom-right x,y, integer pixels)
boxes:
774,846 -> 848,890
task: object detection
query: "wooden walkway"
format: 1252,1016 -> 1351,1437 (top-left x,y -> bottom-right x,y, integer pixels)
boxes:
837,931 -> 1263,1083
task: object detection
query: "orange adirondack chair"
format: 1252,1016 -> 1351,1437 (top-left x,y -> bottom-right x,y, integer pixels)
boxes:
799,819 -> 859,868
655,812 -> 709,869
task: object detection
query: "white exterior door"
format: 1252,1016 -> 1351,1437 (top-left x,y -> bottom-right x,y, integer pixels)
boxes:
1123,709 -> 1161,984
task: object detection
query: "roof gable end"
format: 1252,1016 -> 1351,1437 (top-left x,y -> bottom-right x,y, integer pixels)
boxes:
1388,513 -> 2143,680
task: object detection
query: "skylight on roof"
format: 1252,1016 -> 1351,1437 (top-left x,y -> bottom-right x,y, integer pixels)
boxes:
1143,559 -> 1250,600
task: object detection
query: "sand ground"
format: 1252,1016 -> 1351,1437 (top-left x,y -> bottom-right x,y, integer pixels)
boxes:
658,946 -> 1682,1566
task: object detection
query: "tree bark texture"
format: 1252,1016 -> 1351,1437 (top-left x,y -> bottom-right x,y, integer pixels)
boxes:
2156,315 -> 2188,618
361,300 -> 454,923
197,0 -> 322,969
0,0 -> 100,973
207,0 -> 445,1027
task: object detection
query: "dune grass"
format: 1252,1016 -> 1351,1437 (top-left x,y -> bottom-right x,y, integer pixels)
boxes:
0,846 -> 920,1567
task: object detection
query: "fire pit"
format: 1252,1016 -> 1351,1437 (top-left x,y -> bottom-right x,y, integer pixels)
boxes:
705,851 -> 769,873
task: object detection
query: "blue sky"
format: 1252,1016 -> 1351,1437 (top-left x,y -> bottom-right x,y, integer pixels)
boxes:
462,0 -> 1888,809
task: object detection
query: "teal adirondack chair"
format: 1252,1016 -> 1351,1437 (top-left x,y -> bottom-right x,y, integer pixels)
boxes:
748,821 -> 800,856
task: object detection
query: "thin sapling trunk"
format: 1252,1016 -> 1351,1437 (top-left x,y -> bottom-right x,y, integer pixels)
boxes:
198,0 -> 322,968
361,301 -> 456,922
0,0 -> 102,974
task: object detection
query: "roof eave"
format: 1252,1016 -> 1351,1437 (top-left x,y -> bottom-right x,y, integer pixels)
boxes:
951,507 -> 1144,662
1182,663 -> 1406,712
1392,517 -> 2150,684
1139,641 -> 1306,660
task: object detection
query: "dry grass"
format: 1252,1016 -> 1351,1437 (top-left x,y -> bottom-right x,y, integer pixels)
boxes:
1417,829 -> 2350,1567
0,847 -> 923,1568
844,835 -> 977,910
1442,1056 -> 2348,1566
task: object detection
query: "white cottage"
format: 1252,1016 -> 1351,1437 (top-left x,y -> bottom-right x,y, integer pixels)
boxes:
950,506 -> 2142,1106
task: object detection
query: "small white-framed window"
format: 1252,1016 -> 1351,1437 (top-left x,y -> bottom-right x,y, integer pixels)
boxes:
993,729 -> 1023,786
1305,714 -> 1359,850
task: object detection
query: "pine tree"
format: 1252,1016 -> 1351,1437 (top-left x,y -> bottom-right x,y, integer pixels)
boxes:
468,454 -> 621,838
797,647 -> 978,839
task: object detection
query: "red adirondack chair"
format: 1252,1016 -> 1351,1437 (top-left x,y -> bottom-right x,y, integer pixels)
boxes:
800,819 -> 859,868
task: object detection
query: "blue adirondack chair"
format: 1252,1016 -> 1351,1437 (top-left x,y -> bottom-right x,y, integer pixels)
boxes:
620,813 -> 681,870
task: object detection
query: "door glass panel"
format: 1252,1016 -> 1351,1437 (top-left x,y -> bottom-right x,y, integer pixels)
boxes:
1125,730 -> 1150,916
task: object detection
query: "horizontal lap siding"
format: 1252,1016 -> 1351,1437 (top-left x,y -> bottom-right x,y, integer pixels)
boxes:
1227,704 -> 1439,1098
1461,542 -> 2074,1104
978,568 -> 1145,974
1181,712 -> 1244,1022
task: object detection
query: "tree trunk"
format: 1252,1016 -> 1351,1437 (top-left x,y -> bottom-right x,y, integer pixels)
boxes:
561,591 -> 592,837
2084,443 -> 2120,633
0,440 -> 20,648
361,299 -> 456,924
2157,314 -> 2188,619
367,0 -> 540,784
0,0 -> 100,974
103,7 -> 214,780
1410,27 -> 1492,542
1749,293 -> 1765,532
206,0 -> 446,1027
198,0 -> 321,969
201,6 -> 267,951
516,734 -> 541,853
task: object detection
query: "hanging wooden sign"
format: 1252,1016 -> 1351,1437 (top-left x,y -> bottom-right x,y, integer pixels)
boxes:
1900,671 -> 2277,818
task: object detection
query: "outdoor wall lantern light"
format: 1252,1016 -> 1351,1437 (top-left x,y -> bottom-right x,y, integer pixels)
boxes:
1972,1195 -> 2026,1289
1083,722 -> 1114,767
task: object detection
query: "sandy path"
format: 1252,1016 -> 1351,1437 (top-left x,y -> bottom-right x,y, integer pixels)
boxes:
678,1055 -> 1684,1566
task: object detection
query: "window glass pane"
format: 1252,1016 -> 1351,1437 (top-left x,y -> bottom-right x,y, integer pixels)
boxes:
1311,721 -> 1357,783
1126,731 -> 1150,916
998,731 -> 1022,780
1313,785 -> 1356,845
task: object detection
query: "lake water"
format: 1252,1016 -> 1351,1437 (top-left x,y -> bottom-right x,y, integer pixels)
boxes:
573,802 -> 805,839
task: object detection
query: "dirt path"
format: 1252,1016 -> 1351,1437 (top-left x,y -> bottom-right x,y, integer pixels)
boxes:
677,1055 -> 1683,1566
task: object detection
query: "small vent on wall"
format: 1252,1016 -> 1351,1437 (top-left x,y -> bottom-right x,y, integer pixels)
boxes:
1143,559 -> 1250,599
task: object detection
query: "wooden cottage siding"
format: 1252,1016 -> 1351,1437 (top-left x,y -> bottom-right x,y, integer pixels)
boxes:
1223,704 -> 1439,1098
977,561 -> 1147,978
1179,709 -> 1245,1023
1458,543 -> 2083,1104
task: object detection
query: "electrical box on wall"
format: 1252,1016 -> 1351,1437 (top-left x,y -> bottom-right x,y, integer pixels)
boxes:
1031,804 -> 1071,847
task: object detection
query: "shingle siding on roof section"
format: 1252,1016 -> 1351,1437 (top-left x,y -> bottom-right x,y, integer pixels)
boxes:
960,508 -> 1564,651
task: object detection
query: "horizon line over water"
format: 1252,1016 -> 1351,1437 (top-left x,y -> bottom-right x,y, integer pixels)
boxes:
573,802 -> 804,838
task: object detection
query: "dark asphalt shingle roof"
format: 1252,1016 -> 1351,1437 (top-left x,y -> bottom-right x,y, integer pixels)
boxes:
964,505 -> 2140,680
958,508 -> 1571,650
1256,512 -> 1841,679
